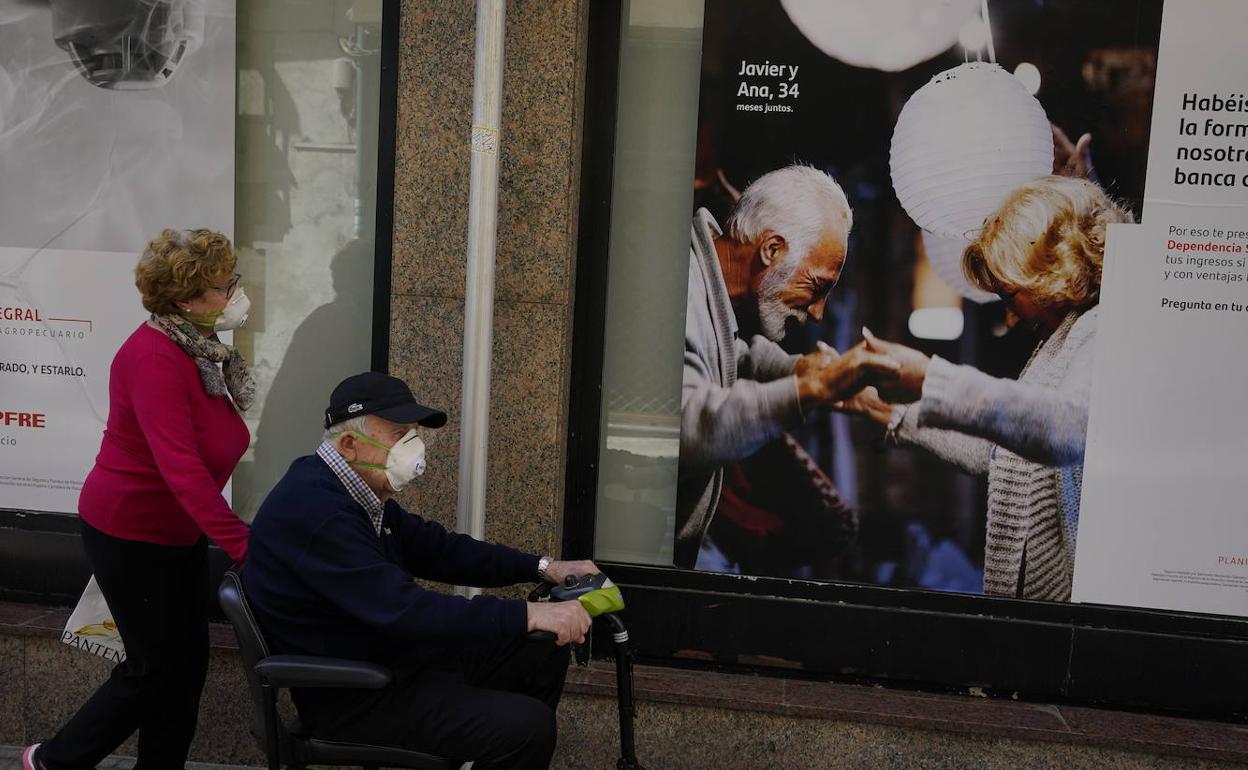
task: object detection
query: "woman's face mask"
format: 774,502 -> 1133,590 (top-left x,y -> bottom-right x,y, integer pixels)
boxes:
214,288 -> 251,331
181,287 -> 251,332
343,428 -> 427,492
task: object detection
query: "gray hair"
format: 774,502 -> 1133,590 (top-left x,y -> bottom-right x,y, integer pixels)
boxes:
726,165 -> 852,261
322,415 -> 370,446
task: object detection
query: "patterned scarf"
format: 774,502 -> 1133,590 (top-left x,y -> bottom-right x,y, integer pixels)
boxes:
151,314 -> 256,412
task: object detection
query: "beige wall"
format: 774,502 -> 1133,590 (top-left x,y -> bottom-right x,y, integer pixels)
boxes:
389,0 -> 588,565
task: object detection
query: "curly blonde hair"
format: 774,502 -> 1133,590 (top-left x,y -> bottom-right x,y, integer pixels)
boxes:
963,176 -> 1133,309
134,228 -> 237,315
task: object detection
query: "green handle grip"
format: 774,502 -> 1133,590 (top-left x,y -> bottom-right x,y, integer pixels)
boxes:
577,585 -> 625,617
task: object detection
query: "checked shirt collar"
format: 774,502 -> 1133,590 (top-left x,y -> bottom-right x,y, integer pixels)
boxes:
317,441 -> 384,535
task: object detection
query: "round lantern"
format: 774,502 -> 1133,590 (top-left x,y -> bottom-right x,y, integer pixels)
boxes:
780,0 -> 981,72
890,62 -> 1053,240
920,230 -> 998,304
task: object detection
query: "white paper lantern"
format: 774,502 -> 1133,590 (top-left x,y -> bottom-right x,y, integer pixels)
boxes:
890,62 -> 1053,240
920,230 -> 999,304
781,0 -> 981,72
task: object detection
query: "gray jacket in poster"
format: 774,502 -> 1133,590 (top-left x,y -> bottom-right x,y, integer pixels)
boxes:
675,209 -> 803,568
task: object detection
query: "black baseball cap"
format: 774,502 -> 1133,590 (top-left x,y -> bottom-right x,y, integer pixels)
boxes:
324,371 -> 447,429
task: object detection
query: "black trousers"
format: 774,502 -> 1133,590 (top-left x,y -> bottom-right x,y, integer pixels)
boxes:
39,520 -> 210,770
299,633 -> 572,770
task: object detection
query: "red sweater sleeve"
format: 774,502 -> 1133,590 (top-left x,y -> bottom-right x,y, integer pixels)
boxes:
130,352 -> 250,561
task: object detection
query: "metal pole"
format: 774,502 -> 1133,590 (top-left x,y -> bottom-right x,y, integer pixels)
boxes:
457,0 -> 506,592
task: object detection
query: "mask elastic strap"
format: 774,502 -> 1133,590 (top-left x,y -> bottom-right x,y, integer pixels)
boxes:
330,430 -> 393,464
180,309 -> 223,328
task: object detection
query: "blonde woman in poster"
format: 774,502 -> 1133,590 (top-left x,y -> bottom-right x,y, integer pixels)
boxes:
839,176 -> 1131,602
25,230 -> 254,770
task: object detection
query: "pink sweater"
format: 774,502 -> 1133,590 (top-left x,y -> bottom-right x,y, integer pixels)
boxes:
79,323 -> 250,561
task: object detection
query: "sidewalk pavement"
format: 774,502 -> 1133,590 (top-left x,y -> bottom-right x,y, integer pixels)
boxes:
0,746 -> 264,770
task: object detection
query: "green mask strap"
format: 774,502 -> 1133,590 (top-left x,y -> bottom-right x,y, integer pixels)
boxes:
331,430 -> 391,471
179,309 -> 223,329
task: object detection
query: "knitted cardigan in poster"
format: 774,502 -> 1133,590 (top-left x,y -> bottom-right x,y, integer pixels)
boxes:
894,307 -> 1097,600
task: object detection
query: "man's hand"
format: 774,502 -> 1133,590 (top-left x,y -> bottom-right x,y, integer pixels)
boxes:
796,341 -> 899,409
527,601 -> 591,646
862,328 -> 928,403
793,340 -> 839,379
543,559 -> 600,586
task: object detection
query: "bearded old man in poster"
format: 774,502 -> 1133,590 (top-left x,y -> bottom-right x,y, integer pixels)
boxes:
677,163 -> 897,569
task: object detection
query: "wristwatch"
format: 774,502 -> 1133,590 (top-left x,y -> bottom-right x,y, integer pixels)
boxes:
884,404 -> 909,447
537,555 -> 553,582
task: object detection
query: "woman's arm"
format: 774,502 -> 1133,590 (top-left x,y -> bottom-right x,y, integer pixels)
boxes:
836,388 -> 992,475
131,353 -> 250,560
917,350 -> 1092,467
893,402 -> 994,475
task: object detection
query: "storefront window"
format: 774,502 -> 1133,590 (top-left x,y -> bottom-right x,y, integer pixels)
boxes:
591,0 -> 1168,604
592,0 -> 704,566
230,0 -> 388,519
0,0 -> 394,602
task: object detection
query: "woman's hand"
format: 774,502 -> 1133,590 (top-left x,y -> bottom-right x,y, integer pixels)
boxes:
832,386 -> 894,427
1052,124 -> 1095,180
862,328 -> 929,403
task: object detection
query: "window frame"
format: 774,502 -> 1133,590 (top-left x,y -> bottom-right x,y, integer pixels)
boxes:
0,1 -> 402,607
562,0 -> 1248,718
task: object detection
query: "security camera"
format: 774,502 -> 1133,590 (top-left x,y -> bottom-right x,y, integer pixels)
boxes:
0,0 -> 204,90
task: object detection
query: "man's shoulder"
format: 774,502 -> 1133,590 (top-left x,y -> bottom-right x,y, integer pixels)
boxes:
252,455 -> 350,532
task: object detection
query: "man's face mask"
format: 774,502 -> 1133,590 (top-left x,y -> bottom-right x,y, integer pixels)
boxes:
341,428 -> 427,492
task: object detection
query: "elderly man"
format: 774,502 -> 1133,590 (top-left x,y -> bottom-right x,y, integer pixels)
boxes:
243,371 -> 595,770
677,164 -> 896,568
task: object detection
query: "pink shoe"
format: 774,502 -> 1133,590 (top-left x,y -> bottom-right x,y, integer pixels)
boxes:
21,743 -> 42,770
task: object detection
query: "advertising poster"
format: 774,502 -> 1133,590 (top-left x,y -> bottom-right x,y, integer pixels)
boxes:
1072,0 -> 1248,617
676,0 -> 1175,604
0,0 -> 236,513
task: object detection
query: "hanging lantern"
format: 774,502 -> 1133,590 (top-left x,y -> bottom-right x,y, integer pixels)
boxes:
890,62 -> 1053,240
920,230 -> 998,304
780,0 -> 981,73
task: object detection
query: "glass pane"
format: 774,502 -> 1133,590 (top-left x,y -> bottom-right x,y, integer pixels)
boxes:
592,0 -> 1164,602
593,0 -> 705,565
230,0 -> 384,520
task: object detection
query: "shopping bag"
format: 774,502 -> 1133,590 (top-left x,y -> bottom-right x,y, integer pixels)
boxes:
61,575 -> 126,663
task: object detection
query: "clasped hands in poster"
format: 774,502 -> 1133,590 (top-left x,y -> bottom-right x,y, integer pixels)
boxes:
792,328 -> 927,422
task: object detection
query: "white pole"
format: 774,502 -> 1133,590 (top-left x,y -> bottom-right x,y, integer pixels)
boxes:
458,0 -> 506,596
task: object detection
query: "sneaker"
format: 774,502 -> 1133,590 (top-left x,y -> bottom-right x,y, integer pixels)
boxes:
21,743 -> 42,770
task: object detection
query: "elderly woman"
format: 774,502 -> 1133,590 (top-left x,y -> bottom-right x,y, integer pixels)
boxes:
842,176 -> 1132,602
25,229 -> 256,770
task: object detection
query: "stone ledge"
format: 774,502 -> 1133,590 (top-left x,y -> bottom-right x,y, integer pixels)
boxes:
6,601 -> 1245,765
565,660 -> 1248,765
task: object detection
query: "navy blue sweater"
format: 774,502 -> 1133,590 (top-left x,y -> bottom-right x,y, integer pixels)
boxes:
242,455 -> 538,664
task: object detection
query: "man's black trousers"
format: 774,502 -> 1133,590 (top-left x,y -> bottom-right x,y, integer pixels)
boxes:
299,632 -> 573,770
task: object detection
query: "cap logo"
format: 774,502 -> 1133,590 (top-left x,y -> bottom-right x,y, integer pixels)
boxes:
347,403 -> 363,413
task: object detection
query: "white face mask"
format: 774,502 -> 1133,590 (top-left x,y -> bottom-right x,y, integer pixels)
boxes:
214,288 -> 251,331
347,428 -> 427,492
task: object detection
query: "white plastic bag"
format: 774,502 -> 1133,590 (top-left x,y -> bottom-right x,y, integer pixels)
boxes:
61,575 -> 126,663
